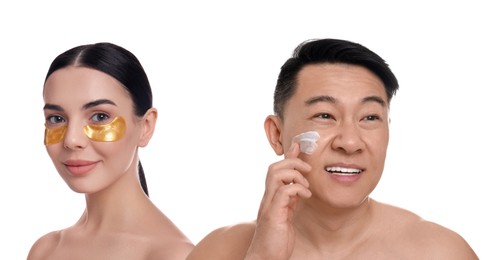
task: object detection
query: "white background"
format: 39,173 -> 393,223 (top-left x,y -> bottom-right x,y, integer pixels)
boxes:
1,1 -> 500,259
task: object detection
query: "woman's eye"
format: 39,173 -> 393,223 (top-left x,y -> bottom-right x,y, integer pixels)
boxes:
90,113 -> 110,123
46,115 -> 65,124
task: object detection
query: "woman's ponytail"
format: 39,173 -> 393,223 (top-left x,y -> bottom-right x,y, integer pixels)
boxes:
138,161 -> 149,196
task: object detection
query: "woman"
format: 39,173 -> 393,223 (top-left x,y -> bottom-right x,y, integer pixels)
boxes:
28,42 -> 193,259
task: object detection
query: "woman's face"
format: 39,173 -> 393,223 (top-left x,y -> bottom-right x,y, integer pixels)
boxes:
43,66 -> 145,194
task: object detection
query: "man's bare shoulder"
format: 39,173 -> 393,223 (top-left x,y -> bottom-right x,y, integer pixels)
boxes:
374,201 -> 478,259
186,221 -> 256,260
404,218 -> 478,259
27,230 -> 62,260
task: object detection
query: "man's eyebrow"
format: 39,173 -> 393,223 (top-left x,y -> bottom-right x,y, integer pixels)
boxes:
362,95 -> 386,107
305,95 -> 337,106
304,95 -> 387,107
82,99 -> 117,110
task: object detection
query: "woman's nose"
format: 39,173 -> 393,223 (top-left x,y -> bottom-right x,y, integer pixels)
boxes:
62,122 -> 88,150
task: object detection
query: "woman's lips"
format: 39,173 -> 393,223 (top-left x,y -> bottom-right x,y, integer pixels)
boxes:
64,160 -> 98,176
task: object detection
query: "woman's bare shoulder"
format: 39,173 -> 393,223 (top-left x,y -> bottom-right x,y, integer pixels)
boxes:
147,238 -> 194,260
143,217 -> 195,260
27,230 -> 62,260
186,221 -> 257,260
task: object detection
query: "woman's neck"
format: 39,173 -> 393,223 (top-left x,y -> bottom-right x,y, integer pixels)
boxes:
76,170 -> 153,231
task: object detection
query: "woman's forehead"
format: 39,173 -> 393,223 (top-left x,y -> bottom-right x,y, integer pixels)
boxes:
43,66 -> 131,106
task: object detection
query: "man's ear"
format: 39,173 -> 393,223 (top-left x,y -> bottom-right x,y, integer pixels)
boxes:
139,108 -> 157,147
264,115 -> 285,155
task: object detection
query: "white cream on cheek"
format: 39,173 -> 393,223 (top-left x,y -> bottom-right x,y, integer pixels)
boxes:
293,130 -> 320,155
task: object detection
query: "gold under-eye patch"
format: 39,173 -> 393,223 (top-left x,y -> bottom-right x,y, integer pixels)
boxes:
44,125 -> 67,145
44,116 -> 127,145
83,116 -> 126,142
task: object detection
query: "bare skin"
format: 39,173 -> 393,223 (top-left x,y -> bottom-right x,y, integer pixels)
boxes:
187,64 -> 478,260
28,67 -> 193,259
27,182 -> 193,260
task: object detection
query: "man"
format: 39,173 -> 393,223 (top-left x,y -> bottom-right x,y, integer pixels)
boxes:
187,38 -> 478,259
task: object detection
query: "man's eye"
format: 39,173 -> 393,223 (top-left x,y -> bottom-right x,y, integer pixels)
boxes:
91,113 -> 110,123
47,115 -> 65,124
364,115 -> 380,121
316,113 -> 333,120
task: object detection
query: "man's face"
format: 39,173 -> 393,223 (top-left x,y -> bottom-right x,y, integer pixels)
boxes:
279,63 -> 390,208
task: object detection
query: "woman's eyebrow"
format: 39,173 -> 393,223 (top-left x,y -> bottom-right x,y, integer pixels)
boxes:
43,104 -> 63,111
82,99 -> 117,110
43,99 -> 117,112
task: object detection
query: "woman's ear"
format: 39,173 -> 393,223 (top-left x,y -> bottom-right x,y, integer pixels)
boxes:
138,108 -> 158,147
264,115 -> 285,155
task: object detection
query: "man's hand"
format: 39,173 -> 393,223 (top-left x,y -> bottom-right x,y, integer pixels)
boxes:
245,142 -> 312,260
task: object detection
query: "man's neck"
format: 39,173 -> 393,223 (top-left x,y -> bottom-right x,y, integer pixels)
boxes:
292,197 -> 375,252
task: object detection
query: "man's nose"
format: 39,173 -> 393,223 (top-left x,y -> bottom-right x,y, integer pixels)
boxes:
330,121 -> 364,154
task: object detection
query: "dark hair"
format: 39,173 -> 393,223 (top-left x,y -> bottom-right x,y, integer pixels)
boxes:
274,38 -> 399,118
44,42 -> 152,196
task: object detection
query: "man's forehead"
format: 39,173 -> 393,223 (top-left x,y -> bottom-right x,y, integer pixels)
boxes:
294,64 -> 387,99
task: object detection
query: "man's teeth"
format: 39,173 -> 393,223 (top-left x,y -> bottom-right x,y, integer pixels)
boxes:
325,166 -> 362,175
